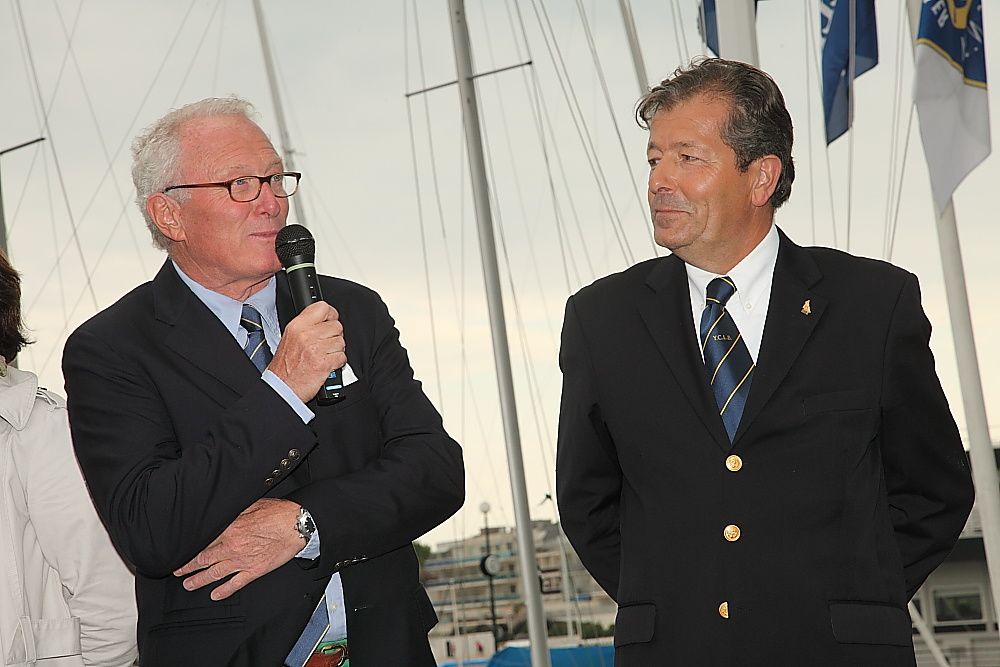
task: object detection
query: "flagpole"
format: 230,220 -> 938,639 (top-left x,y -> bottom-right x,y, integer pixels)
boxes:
714,0 -> 759,65
933,200 -> 1000,634
845,0 -> 856,250
617,0 -> 649,94
906,0 -> 1000,634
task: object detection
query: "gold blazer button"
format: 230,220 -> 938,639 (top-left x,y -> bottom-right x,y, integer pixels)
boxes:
725,455 -> 743,472
723,524 -> 741,542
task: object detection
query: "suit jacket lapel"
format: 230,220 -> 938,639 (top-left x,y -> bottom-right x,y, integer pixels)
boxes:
152,261 -> 262,397
734,230 -> 826,441
637,255 -> 731,452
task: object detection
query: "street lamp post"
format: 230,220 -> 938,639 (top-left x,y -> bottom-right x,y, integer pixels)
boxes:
0,137 -> 46,257
479,501 -> 500,653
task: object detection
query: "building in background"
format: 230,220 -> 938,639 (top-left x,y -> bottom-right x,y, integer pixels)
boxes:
422,519 -> 615,663
913,450 -> 1000,666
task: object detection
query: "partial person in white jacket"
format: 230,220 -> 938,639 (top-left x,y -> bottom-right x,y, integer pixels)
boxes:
0,249 -> 137,666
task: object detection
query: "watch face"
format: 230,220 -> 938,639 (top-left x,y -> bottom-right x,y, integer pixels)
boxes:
297,510 -> 315,538
481,554 -> 501,577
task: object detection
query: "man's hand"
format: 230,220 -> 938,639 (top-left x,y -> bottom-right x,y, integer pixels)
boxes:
173,498 -> 305,601
268,301 -> 347,403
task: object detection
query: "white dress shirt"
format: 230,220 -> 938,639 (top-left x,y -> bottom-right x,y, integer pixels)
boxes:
172,263 -> 350,641
684,224 -> 780,363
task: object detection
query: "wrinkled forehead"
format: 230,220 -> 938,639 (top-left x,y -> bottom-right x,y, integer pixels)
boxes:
176,115 -> 280,178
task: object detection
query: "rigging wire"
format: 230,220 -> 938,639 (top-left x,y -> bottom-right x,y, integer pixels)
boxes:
168,0 -> 225,107
513,0 -> 597,285
886,105 -> 915,262
405,0 -> 509,525
410,0 -> 468,375
25,0 -> 203,310
478,2 -> 562,347
34,196 -> 147,376
42,144 -> 68,329
674,0 -> 692,62
403,0 -> 443,408
806,2 -> 839,247
210,0 -> 228,93
572,0 -> 656,258
14,0 -> 98,311
507,17 -> 575,292
668,0 -> 688,66
845,0 -> 857,251
882,3 -> 908,259
529,0 -> 634,267
803,2 -> 816,245
23,0 -> 202,317
265,13 -> 368,282
50,0 -> 150,277
5,0 -> 48,239
478,113 -> 558,506
505,0 -> 577,292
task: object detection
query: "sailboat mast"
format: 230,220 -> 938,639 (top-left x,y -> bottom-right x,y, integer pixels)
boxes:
714,0 -> 759,65
251,0 -> 307,226
617,0 -> 649,93
447,1 -> 552,665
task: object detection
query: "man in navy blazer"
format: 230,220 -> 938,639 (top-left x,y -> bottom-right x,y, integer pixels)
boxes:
556,59 -> 974,666
63,97 -> 463,666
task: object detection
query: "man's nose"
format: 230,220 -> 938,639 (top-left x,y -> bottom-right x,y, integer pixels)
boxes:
256,181 -> 282,216
648,161 -> 675,194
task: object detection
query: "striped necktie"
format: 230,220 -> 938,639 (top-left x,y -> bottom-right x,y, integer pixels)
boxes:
699,276 -> 754,441
241,304 -> 273,373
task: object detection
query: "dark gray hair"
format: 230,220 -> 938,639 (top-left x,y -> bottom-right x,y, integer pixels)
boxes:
637,57 -> 795,209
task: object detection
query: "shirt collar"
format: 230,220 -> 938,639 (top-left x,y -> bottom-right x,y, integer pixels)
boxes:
170,261 -> 278,335
686,224 -> 779,306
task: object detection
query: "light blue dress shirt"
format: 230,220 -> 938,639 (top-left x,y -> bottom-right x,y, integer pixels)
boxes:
172,262 -> 348,641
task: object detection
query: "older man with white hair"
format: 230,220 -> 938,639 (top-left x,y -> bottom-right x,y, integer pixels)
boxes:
63,97 -> 463,667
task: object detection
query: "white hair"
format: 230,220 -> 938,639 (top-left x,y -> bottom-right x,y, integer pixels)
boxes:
130,96 -> 260,250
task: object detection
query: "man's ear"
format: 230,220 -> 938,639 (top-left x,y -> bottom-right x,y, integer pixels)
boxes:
147,193 -> 185,243
749,155 -> 782,208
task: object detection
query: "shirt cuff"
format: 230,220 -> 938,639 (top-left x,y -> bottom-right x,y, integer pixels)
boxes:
262,370 -> 315,424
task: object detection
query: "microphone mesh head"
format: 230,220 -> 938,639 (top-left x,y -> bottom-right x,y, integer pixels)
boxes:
275,224 -> 315,266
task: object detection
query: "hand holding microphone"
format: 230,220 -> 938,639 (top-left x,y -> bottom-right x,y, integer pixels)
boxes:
270,224 -> 345,405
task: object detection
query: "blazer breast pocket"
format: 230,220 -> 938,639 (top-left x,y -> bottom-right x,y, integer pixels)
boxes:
802,388 -> 875,416
313,373 -> 369,411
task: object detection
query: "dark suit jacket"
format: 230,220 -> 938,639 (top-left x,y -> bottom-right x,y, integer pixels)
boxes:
556,230 -> 974,667
63,261 -> 464,666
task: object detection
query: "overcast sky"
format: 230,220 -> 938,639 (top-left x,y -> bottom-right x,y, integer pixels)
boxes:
1,0 -> 997,550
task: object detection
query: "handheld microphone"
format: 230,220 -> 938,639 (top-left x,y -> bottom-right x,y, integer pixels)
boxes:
275,224 -> 343,404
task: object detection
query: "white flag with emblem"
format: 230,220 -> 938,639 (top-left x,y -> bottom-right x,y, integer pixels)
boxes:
913,0 -> 990,214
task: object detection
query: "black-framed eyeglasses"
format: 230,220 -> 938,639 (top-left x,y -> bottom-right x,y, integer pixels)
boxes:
162,172 -> 301,203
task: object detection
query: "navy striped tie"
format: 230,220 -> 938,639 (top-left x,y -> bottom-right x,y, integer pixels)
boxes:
699,277 -> 754,441
241,304 -> 272,373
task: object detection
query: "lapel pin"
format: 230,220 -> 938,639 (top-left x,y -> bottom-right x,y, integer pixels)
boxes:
801,300 -> 811,315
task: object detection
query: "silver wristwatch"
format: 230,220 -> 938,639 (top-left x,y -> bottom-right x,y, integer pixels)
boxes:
296,507 -> 316,542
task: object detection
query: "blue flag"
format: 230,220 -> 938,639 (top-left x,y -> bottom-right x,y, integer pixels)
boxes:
820,0 -> 878,144
699,0 -> 757,58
